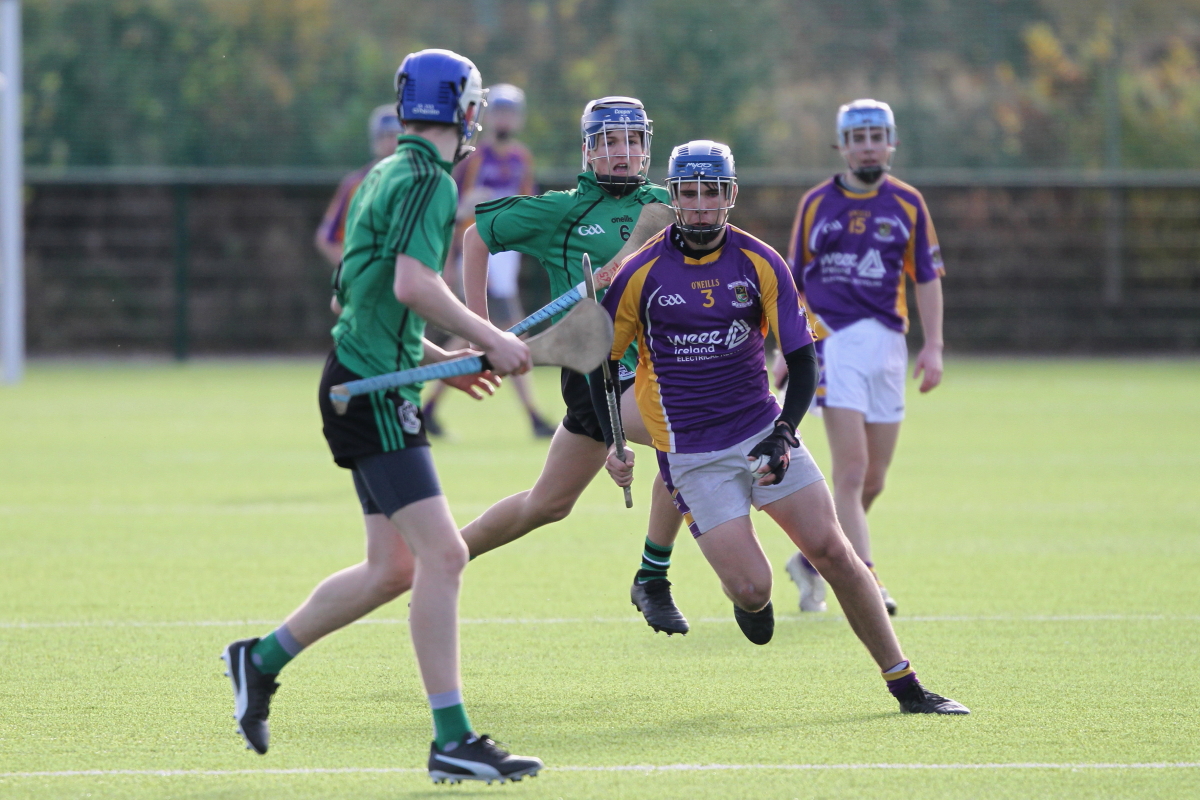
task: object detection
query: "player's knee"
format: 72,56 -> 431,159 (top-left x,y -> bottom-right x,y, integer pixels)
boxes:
833,463 -> 868,492
370,562 -> 414,600
729,579 -> 772,611
426,537 -> 469,577
804,533 -> 856,581
529,495 -> 576,526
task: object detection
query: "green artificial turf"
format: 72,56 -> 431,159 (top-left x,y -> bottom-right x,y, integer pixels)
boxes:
0,358 -> 1197,799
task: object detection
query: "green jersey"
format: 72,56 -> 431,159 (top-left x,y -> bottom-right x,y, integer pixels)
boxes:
332,136 -> 457,407
474,171 -> 671,376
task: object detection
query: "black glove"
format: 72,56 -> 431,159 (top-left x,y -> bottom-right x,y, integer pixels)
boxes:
747,421 -> 801,486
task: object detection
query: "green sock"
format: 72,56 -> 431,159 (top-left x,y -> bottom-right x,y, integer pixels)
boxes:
250,626 -> 302,675
430,689 -> 473,748
636,537 -> 673,583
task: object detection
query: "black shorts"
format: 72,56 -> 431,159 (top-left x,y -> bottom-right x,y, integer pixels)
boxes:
319,350 -> 430,469
351,448 -> 442,517
560,368 -> 636,443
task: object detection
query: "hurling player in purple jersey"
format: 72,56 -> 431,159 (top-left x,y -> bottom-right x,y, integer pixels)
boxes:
593,141 -> 966,715
777,100 -> 946,617
315,105 -> 402,268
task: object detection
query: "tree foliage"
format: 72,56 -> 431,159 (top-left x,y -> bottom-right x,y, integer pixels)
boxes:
17,0 -> 1200,169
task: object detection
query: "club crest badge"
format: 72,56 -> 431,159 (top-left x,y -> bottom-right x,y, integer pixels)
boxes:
398,400 -> 422,435
873,217 -> 899,243
727,280 -> 753,308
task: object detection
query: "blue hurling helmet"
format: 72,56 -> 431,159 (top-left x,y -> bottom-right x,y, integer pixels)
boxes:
666,140 -> 736,245
580,96 -> 653,196
394,49 -> 484,163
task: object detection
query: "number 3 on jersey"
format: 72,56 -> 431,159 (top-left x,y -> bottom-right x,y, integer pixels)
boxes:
701,288 -> 714,307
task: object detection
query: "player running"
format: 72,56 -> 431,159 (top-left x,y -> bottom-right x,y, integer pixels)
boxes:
422,83 -> 555,439
778,100 -> 945,615
458,97 -> 689,635
314,104 -> 403,267
595,140 -> 967,714
221,49 -> 544,783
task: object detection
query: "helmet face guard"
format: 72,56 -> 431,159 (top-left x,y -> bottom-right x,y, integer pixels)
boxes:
486,84 -> 525,140
666,140 -> 737,246
836,100 -> 896,184
580,97 -> 652,196
395,49 -> 485,163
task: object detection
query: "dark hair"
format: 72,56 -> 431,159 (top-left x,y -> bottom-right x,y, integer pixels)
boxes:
402,120 -> 456,134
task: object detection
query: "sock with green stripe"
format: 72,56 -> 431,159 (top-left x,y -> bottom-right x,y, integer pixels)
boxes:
250,624 -> 304,675
429,688 -> 473,749
636,537 -> 673,584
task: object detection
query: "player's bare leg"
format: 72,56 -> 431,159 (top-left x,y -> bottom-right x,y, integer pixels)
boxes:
621,387 -> 688,634
764,480 -> 903,667
694,517 -> 773,612
283,514 -> 415,647
822,407 -> 901,612
461,426 -> 607,556
863,421 -> 901,512
764,480 -> 967,713
385,495 -> 470,695
822,407 -> 873,560
277,496 -> 471,692
693,516 -> 774,644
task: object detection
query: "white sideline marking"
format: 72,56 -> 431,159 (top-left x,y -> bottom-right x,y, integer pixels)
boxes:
2,763 -> 1198,779
2,614 -> 1198,630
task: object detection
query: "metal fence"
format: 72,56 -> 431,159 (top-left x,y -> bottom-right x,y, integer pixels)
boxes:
23,167 -> 1200,355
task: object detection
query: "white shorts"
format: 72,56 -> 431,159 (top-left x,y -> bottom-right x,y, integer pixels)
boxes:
821,317 -> 908,424
487,250 -> 522,299
656,424 -> 826,537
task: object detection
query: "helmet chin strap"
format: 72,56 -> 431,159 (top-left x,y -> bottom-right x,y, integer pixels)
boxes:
852,165 -> 885,185
682,224 -> 723,246
594,173 -> 645,197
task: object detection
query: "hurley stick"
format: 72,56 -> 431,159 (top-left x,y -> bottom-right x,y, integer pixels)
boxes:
583,252 -> 633,509
329,299 -> 613,415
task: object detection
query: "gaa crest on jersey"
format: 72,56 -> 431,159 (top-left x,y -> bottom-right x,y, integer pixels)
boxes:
727,280 -> 753,308
398,400 -> 422,435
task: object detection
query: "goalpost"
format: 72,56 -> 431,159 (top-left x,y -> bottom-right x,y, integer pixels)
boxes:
0,0 -> 22,385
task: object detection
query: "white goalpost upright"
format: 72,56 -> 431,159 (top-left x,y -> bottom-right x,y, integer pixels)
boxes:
0,0 -> 22,384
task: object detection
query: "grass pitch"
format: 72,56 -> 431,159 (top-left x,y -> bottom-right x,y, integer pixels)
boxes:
1,358 -> 1198,799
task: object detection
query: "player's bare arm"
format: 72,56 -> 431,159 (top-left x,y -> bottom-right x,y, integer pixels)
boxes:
393,253 -> 531,376
460,224 -> 492,320
913,277 -> 944,392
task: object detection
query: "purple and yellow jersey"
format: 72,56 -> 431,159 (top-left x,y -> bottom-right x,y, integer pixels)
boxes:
788,175 -> 944,334
602,225 -> 814,454
455,142 -> 536,203
317,162 -> 377,248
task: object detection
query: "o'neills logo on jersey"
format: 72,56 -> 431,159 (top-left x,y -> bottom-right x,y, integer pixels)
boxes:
611,215 -> 634,224
578,223 -> 606,236
666,319 -> 751,355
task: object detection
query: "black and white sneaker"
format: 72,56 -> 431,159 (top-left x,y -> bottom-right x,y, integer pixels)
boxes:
895,682 -> 970,715
221,637 -> 280,754
630,578 -> 689,635
733,601 -> 774,645
428,733 -> 544,785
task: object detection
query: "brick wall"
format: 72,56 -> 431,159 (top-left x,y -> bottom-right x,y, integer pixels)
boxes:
24,178 -> 1200,354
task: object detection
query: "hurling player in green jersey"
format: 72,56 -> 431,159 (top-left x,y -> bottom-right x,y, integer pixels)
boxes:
221,50 -> 543,783
457,97 -> 690,637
